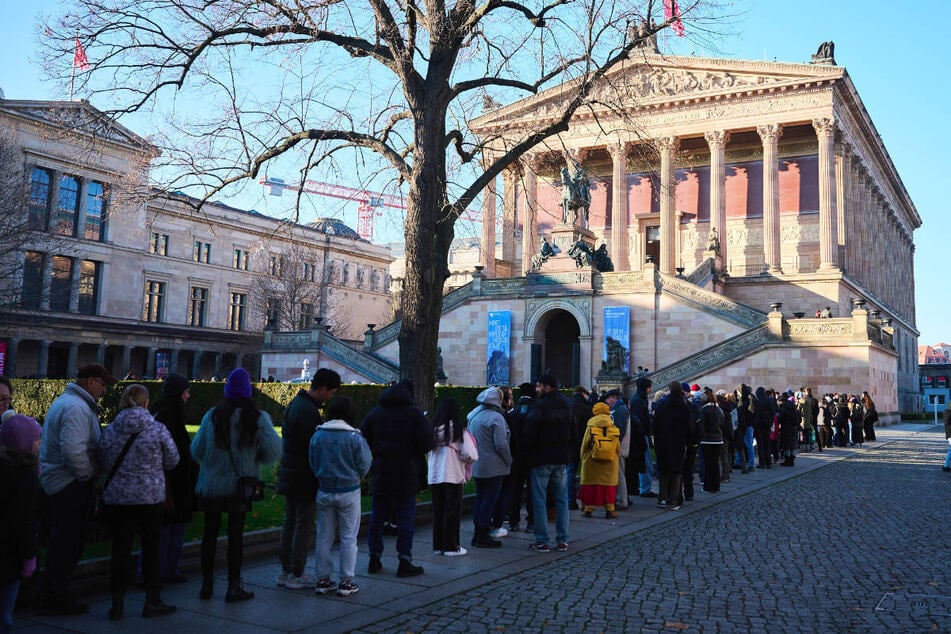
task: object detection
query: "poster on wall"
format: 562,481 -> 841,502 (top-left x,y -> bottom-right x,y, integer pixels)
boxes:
487,311 -> 511,385
155,352 -> 169,379
0,341 -> 6,376
603,306 -> 630,374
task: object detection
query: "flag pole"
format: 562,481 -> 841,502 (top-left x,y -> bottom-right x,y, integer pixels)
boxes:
69,32 -> 78,100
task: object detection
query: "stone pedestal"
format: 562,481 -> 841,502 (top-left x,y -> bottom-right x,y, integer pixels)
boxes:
541,224 -> 596,273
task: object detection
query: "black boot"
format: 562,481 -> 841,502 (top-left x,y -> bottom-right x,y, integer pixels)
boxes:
396,559 -> 424,578
225,580 -> 254,603
368,554 -> 382,573
142,593 -> 176,618
108,595 -> 124,621
472,528 -> 502,548
199,575 -> 213,600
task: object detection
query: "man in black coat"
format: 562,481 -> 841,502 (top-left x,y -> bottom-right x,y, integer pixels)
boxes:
629,377 -> 656,497
361,380 -> 433,577
567,387 -> 592,510
522,372 -> 575,552
276,368 -> 340,589
506,383 -> 535,532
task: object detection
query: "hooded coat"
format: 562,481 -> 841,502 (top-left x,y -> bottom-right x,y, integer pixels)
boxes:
468,388 -> 512,479
778,398 -> 800,451
653,394 -> 691,474
522,389 -> 575,467
100,406 -> 179,506
579,406 -> 620,485
0,448 -> 38,584
360,382 -> 433,495
277,389 -> 325,498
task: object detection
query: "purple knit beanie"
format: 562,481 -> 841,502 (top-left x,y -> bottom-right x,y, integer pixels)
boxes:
0,414 -> 42,453
224,368 -> 253,400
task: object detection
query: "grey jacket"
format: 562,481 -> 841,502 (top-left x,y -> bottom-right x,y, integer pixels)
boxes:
469,388 -> 512,478
39,383 -> 101,495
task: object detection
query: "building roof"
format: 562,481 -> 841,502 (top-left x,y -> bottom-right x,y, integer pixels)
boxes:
307,217 -> 365,242
918,345 -> 949,365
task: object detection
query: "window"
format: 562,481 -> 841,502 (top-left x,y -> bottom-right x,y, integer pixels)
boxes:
302,262 -> 315,282
233,248 -> 249,271
21,251 -> 44,309
266,297 -> 281,329
50,256 -> 73,312
188,286 -> 208,327
78,260 -> 100,315
28,168 -> 51,230
299,302 -> 313,330
84,181 -> 106,241
193,241 -> 211,263
53,175 -> 79,236
143,280 -> 166,322
228,292 -> 247,331
269,255 -> 281,276
150,232 -> 169,256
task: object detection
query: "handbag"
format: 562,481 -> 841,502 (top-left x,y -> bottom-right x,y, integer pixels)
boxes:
94,431 -> 142,521
228,450 -> 265,502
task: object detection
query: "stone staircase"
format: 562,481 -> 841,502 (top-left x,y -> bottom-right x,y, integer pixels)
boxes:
648,323 -> 776,388
657,270 -> 768,329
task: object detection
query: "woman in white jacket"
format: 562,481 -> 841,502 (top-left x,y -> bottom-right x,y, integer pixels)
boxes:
427,398 -> 477,557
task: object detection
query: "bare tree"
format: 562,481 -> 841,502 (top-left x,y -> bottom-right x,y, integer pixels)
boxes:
0,132 -> 32,305
250,243 -> 324,332
40,0 -> 725,408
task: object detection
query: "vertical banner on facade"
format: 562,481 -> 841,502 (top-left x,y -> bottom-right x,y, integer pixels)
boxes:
603,306 -> 630,374
487,310 -> 511,385
155,351 -> 169,379
0,341 -> 6,376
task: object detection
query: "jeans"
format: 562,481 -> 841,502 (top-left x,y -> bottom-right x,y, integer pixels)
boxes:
280,493 -> 317,576
744,426 -> 755,468
431,483 -> 463,552
201,510 -> 246,583
638,440 -> 655,494
368,493 -> 416,561
944,442 -> 951,469
315,489 -> 361,581
530,464 -> 569,545
473,476 -> 503,532
565,462 -> 579,506
0,580 -> 19,633
110,504 -> 163,598
42,479 -> 95,606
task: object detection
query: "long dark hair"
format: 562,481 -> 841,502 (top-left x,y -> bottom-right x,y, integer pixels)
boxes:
212,397 -> 260,449
431,397 -> 463,445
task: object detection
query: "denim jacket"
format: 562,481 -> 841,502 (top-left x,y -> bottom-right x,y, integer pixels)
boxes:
309,419 -> 372,494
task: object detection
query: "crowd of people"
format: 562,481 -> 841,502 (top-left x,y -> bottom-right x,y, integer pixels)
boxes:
0,364 -> 908,629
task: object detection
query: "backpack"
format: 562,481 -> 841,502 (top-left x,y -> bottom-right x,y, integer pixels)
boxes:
590,426 -> 620,461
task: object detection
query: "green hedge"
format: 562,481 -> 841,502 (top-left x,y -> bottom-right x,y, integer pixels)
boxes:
8,379 -> 487,426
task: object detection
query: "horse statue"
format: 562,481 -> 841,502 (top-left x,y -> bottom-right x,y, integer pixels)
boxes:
561,163 -> 591,226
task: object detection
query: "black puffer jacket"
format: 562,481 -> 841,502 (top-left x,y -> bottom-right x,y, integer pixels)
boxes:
0,449 -> 38,584
151,398 -> 197,524
360,383 -> 433,495
523,389 -> 575,467
277,389 -> 325,498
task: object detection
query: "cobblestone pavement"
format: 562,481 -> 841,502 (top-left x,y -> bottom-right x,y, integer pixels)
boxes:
354,429 -> 950,633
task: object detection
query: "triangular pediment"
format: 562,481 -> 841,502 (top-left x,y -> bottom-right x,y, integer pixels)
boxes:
471,54 -> 845,129
0,99 -> 154,152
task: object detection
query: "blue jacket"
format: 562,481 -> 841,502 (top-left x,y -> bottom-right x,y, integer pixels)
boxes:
190,407 -> 281,499
308,419 -> 371,493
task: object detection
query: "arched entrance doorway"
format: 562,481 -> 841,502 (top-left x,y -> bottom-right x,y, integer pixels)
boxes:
533,310 -> 581,387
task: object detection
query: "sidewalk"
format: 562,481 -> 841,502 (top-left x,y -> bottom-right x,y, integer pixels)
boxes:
16,423 -> 936,633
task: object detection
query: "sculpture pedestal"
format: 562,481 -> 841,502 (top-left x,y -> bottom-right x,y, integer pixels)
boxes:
542,224 -> 596,273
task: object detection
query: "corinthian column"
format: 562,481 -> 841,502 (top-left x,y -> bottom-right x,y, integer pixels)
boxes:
480,159 -> 497,277
520,153 -> 540,276
757,124 -> 783,273
813,117 -> 840,272
608,142 -> 629,271
705,130 -> 730,271
501,168 -> 517,268
658,136 -> 679,275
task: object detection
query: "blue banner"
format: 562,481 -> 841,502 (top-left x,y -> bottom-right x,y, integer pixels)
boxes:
603,306 -> 630,374
487,311 -> 511,385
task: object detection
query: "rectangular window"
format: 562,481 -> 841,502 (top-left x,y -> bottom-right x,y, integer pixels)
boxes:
299,302 -> 313,330
269,255 -> 281,276
77,260 -> 100,315
228,292 -> 247,331
266,297 -> 281,329
150,232 -> 169,256
84,181 -> 106,241
21,251 -> 44,309
188,286 -> 208,327
143,280 -> 166,322
50,256 -> 73,312
193,241 -> 211,263
28,168 -> 51,231
53,175 -> 79,236
302,262 -> 316,282
233,248 -> 249,271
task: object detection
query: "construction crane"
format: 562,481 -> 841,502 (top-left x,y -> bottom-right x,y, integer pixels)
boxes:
260,177 -> 481,242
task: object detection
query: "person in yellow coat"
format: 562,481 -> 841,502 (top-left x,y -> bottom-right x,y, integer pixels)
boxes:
578,402 -> 621,519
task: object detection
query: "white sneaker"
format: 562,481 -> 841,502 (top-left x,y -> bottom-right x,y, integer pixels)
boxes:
276,571 -> 289,587
285,573 -> 319,589
433,550 -> 444,556
488,527 -> 508,538
444,547 -> 468,557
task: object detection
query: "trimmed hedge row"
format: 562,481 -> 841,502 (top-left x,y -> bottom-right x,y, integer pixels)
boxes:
8,379 -> 487,426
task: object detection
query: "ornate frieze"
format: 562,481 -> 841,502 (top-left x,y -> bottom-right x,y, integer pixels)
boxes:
786,319 -> 853,338
598,272 -> 655,291
482,278 -> 528,295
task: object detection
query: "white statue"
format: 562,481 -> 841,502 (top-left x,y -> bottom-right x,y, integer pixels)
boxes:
301,358 -> 310,380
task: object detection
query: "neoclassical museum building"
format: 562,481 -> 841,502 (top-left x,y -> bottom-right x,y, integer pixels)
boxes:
273,48 -> 920,416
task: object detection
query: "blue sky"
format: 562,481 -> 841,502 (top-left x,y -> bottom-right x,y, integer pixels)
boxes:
3,1 -> 949,346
